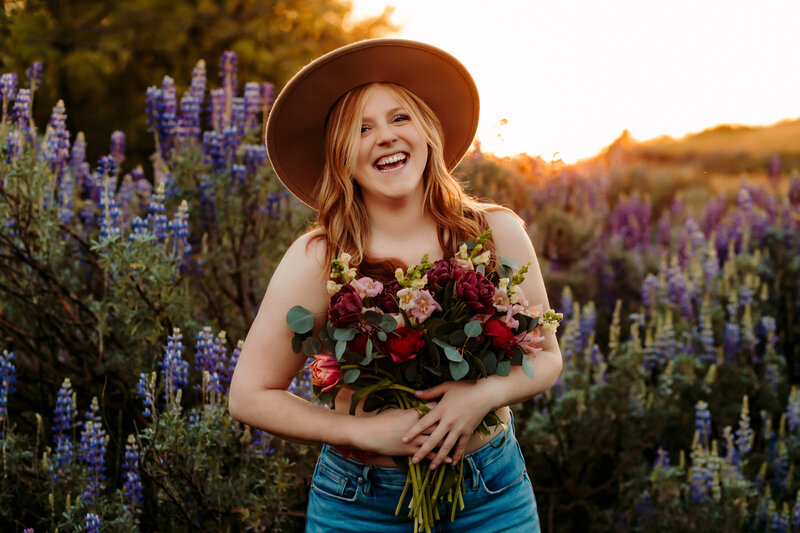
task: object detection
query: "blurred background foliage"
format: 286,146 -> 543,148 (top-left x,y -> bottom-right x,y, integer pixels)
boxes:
0,0 -> 395,172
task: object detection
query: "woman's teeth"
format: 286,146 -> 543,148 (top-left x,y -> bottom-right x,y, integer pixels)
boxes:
375,153 -> 407,171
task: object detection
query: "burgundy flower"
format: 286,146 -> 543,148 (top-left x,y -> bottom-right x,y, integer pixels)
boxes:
427,259 -> 454,292
455,267 -> 494,313
376,280 -> 402,313
385,327 -> 425,363
349,334 -> 368,355
485,318 -> 515,353
309,353 -> 341,392
328,284 -> 363,327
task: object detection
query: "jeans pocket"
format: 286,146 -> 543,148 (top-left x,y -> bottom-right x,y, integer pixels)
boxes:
477,444 -> 527,495
310,460 -> 360,503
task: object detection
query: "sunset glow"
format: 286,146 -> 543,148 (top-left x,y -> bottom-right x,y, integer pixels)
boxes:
351,0 -> 800,163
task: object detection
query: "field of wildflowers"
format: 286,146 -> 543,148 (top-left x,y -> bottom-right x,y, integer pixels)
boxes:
1,52 -> 799,532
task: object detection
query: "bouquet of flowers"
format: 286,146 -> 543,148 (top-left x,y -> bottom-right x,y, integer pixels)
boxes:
286,230 -> 562,533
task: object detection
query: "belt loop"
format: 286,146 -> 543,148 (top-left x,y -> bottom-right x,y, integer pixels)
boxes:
359,463 -> 373,496
464,455 -> 480,491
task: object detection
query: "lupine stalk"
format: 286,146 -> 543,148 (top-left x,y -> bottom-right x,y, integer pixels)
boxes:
122,434 -> 143,519
78,398 -> 107,505
0,350 -> 17,437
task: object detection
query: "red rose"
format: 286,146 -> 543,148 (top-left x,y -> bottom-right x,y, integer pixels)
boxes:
329,284 -> 363,327
455,267 -> 495,314
385,327 -> 425,363
309,353 -> 341,392
485,318 -> 515,353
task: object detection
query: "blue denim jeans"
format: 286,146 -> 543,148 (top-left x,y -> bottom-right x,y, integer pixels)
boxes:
306,414 -> 540,532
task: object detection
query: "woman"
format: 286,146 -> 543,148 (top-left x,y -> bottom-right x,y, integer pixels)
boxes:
228,39 -> 562,532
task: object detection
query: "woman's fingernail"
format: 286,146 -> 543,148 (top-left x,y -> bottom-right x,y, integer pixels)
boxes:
445,457 -> 452,463
402,437 -> 408,443
412,457 -> 420,464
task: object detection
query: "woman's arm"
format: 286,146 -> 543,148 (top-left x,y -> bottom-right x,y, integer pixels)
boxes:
402,208 -> 563,467
228,231 -> 433,455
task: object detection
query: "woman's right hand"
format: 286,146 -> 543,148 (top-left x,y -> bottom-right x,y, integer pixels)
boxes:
354,407 -> 450,462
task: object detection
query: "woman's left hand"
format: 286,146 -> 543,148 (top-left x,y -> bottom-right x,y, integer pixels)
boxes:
401,380 -> 497,469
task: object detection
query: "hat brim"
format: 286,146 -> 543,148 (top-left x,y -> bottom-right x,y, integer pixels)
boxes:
265,39 -> 480,209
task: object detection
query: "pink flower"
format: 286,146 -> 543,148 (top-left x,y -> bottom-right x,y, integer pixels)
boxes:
385,327 -> 425,363
408,290 -> 441,322
492,287 -> 510,313
350,277 -> 384,299
309,353 -> 341,392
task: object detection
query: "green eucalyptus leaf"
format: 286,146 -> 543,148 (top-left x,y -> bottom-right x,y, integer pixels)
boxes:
528,316 -> 540,331
286,306 -> 314,334
302,337 -> 322,357
521,354 -> 536,380
380,314 -> 398,332
476,264 -> 485,275
363,310 -> 383,327
483,351 -> 498,374
449,329 -> 468,345
496,360 -> 511,376
343,368 -> 360,384
377,331 -> 387,342
464,321 -> 483,338
450,359 -> 470,380
291,335 -> 303,354
335,340 -> 346,360
500,256 -> 521,270
333,328 -> 356,342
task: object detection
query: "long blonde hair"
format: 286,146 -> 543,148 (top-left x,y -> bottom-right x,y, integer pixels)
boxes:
310,82 -> 511,279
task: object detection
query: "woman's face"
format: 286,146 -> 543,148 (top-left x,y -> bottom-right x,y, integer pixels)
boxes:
353,85 -> 429,205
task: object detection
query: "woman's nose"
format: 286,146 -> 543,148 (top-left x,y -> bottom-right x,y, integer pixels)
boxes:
375,122 -> 397,145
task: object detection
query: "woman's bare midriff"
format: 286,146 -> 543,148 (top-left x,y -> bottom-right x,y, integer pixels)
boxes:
334,386 -> 511,467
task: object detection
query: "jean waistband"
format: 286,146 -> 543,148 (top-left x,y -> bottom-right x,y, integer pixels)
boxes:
319,410 -> 517,486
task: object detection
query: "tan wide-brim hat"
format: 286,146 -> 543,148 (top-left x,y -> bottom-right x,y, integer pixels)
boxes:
265,38 -> 480,208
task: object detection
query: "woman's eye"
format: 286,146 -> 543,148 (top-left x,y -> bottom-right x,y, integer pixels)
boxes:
394,114 -> 409,123
360,124 -> 369,133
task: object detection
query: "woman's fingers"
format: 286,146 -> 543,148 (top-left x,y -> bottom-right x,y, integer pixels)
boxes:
429,431 -> 461,469
402,408 -> 439,444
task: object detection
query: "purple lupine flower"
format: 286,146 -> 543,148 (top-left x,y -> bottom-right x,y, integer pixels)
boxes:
231,164 -> 246,187
12,88 -> 32,134
723,322 -> 739,362
122,434 -> 143,517
793,490 -> 800,530
0,72 -> 17,120
222,125 -> 240,166
178,93 -> 202,143
735,396 -> 753,456
789,174 -> 800,208
110,130 -> 126,164
261,81 -> 275,111
231,96 -> 246,133
635,490 -> 654,525
194,327 -> 230,395
146,183 -> 168,242
128,216 -> 150,241
641,274 -> 658,309
84,512 -> 102,533
695,401 -> 711,446
52,378 -> 77,482
70,132 -> 90,187
560,287 -> 574,325
78,398 -> 107,505
136,373 -> 155,418
243,82 -> 261,130
158,328 -> 189,410
243,144 -> 267,175
699,305 -> 715,363
774,443 -> 789,490
158,76 -> 178,158
198,174 -> 216,227
266,192 -> 282,220
97,156 -> 121,240
690,462 -> 710,502
288,364 -> 314,402
26,61 -> 43,91
209,88 -> 226,132
190,59 -> 207,101
657,214 -> 672,247
0,350 -> 17,436
702,196 -> 728,237
130,166 -> 151,197
44,100 -> 71,179
653,447 -> 670,469
145,86 -> 160,133
202,130 -> 225,173
702,246 -> 719,294
167,200 -> 192,257
666,264 -> 693,321
250,429 -> 275,457
220,50 -> 238,97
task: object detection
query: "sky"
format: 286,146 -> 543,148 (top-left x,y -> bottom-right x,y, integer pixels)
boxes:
350,0 -> 800,163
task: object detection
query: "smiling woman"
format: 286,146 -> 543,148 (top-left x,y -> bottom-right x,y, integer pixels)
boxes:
228,39 -> 562,532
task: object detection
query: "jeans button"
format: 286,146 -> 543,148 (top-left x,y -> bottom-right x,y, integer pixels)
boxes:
358,476 -> 364,483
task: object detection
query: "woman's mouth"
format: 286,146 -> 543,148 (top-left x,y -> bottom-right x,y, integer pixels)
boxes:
374,152 -> 408,172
